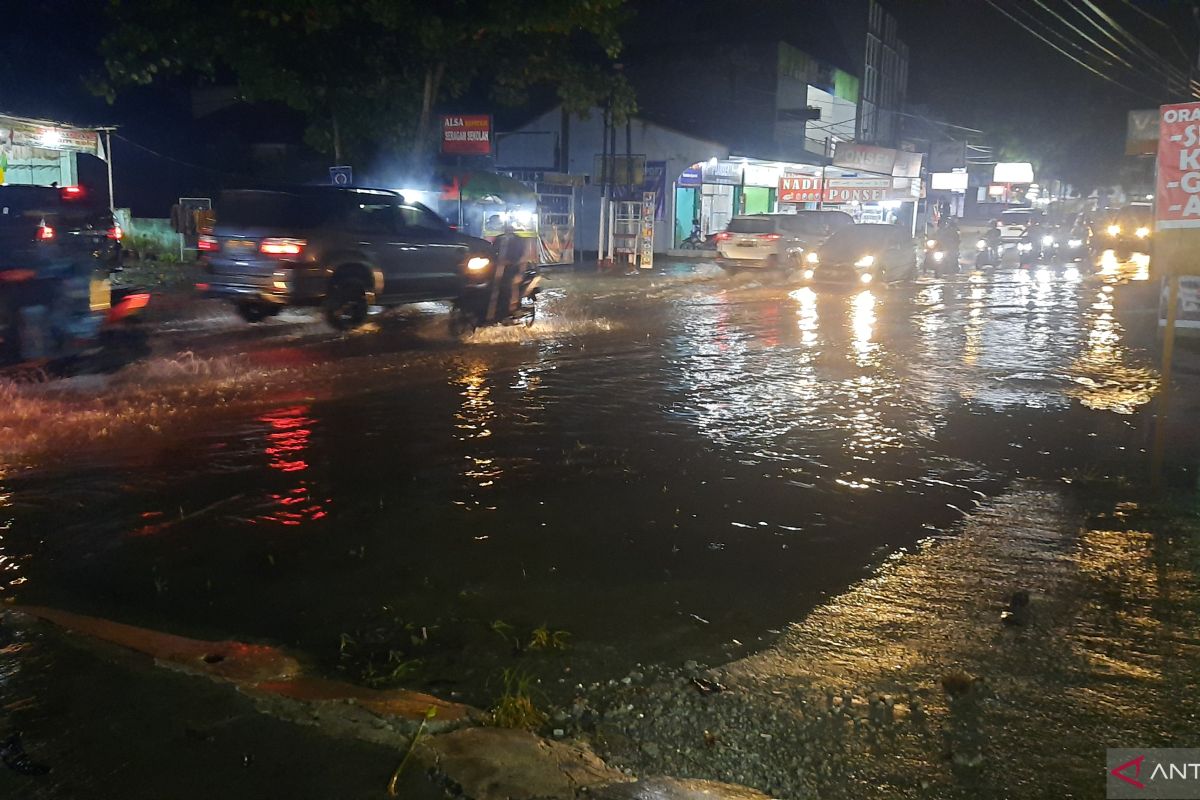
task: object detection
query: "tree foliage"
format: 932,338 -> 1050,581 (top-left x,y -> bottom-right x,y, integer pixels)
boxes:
98,0 -> 635,165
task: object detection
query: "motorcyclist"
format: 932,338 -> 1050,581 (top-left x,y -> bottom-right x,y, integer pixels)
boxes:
978,220 -> 1002,266
933,218 -> 961,272
492,217 -> 536,321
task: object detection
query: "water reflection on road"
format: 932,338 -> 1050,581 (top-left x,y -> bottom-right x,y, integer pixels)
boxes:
0,261 -> 1164,699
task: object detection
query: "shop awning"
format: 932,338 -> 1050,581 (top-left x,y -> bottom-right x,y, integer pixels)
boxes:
0,112 -> 110,161
435,169 -> 536,203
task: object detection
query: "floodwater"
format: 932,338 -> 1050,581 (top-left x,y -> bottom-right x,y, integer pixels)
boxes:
0,255 -> 1163,706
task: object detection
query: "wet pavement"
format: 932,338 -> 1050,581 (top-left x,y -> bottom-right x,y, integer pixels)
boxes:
0,253 -> 1186,794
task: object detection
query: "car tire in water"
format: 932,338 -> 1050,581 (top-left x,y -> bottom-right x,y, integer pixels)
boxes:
324,278 -> 369,331
448,306 -> 478,338
234,301 -> 276,324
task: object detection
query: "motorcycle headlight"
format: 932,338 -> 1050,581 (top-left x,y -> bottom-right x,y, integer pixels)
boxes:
805,252 -> 820,264
1136,226 -> 1150,238
926,239 -> 937,248
976,239 -> 987,249
1107,224 -> 1120,236
467,256 -> 492,271
855,255 -> 875,268
932,251 -> 945,262
1018,242 -> 1033,252
803,269 -> 815,280
859,272 -> 873,284
1041,234 -> 1055,247
1068,238 -> 1082,248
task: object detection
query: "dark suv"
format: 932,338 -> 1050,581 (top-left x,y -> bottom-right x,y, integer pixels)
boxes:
199,186 -> 496,329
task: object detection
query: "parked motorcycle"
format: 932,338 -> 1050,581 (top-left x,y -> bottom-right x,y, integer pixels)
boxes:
679,224 -> 719,250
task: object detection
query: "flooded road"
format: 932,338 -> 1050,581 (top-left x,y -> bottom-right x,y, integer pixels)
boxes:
0,258 -> 1163,705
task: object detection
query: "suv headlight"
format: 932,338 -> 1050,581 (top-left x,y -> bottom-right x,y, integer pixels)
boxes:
976,239 -> 987,249
1107,224 -> 1121,236
855,255 -> 875,268
805,252 -> 820,264
467,256 -> 492,271
1135,226 -> 1150,238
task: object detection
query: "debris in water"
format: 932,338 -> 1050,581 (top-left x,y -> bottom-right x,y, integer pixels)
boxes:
691,677 -> 727,695
0,733 -> 50,776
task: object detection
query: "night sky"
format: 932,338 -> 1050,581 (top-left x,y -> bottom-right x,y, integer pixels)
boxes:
1,0 -> 1187,213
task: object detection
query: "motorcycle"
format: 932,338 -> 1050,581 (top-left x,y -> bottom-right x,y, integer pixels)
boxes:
679,225 -> 719,250
0,264 -> 151,373
923,237 -> 959,275
974,237 -> 1000,268
1017,230 -> 1055,267
449,261 -> 542,336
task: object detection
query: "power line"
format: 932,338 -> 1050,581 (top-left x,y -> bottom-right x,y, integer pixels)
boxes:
1113,0 -> 1193,66
113,134 -> 238,177
982,0 -> 1158,100
1030,0 -> 1135,73
1069,0 -> 1198,97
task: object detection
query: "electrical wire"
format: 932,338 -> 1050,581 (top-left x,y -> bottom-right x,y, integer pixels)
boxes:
1030,0 -> 1135,72
982,0 -> 1159,100
1113,0 -> 1193,66
1008,1 -> 1132,85
1067,0 -> 1198,96
113,134 -> 237,177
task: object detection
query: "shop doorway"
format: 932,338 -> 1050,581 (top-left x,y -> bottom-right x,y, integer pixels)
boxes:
741,186 -> 772,216
675,186 -> 698,246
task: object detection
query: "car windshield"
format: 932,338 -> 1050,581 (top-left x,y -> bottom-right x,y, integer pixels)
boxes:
726,217 -> 777,234
1116,206 -> 1152,225
821,224 -> 901,258
781,212 -> 855,235
1001,211 -> 1033,225
218,191 -> 336,229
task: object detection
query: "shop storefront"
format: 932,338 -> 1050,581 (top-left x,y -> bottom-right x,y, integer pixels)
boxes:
0,113 -> 112,205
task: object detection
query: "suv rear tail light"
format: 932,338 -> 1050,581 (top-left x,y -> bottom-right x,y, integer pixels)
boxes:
260,238 -> 306,256
758,233 -> 782,241
197,235 -> 219,252
36,223 -> 54,241
714,232 -> 732,241
107,225 -> 123,241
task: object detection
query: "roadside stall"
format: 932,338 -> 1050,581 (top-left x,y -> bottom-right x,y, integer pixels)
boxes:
0,112 -> 114,207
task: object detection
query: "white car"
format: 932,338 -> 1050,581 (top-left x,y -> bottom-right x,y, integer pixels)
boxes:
716,211 -> 853,270
998,208 -> 1045,243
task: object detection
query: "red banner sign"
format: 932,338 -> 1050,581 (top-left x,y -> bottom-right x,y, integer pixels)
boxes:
1156,102 -> 1200,229
778,176 -> 899,204
441,114 -> 492,156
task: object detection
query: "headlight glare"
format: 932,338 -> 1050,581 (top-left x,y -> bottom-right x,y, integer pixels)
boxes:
467,256 -> 492,271
855,255 -> 875,268
805,252 -> 820,264
859,272 -> 873,284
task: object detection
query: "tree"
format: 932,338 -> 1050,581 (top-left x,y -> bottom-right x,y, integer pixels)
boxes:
98,0 -> 634,167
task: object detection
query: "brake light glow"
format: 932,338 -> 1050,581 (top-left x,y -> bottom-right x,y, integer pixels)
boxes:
107,225 -> 123,241
60,185 -> 85,200
714,232 -> 732,241
260,238 -> 307,255
758,233 -> 782,241
36,224 -> 54,241
197,235 -> 219,252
